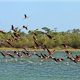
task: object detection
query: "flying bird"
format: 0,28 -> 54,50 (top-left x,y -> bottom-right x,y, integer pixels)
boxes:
6,40 -> 13,47
23,25 -> 28,30
24,14 -> 28,19
34,40 -> 39,48
33,36 -> 37,41
33,32 -> 37,36
11,25 -> 14,30
62,43 -> 68,48
0,52 -> 6,57
7,53 -> 15,58
45,33 -> 52,39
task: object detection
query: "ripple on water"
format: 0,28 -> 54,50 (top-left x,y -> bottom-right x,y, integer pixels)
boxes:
0,51 -> 80,80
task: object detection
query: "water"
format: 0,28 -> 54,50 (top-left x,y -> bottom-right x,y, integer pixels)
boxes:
0,51 -> 80,80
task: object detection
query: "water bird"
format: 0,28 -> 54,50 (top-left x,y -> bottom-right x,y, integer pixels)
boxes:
35,54 -> 42,58
6,40 -> 13,47
14,51 -> 21,57
22,48 -> 31,57
33,36 -> 37,41
41,53 -> 46,58
75,55 -> 80,62
11,25 -> 14,30
53,58 -> 64,62
45,33 -> 52,39
24,14 -> 28,19
22,51 -> 29,56
0,52 -> 6,57
34,40 -> 40,48
23,25 -> 28,30
7,53 -> 15,58
33,32 -> 37,36
43,45 -> 52,55
65,51 -> 77,63
62,43 -> 68,48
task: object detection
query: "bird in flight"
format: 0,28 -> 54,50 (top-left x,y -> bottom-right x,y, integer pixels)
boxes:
24,14 -> 28,19
23,25 -> 28,30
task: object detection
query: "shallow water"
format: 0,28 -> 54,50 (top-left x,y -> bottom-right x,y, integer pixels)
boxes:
0,51 -> 80,80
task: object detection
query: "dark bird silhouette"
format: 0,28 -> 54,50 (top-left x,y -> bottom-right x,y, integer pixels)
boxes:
35,54 -> 41,58
0,52 -> 6,57
33,36 -> 37,41
22,51 -> 29,56
14,51 -> 21,57
13,32 -> 21,40
11,25 -> 14,30
75,55 -> 80,62
7,53 -> 14,58
62,43 -> 68,48
43,54 -> 48,57
41,53 -> 45,58
53,58 -> 58,62
34,40 -> 39,48
11,35 -> 18,41
23,47 -> 29,53
65,51 -> 72,55
46,48 -> 52,55
23,25 -> 28,30
33,32 -> 37,36
45,33 -> 52,39
65,51 -> 77,63
67,56 -> 77,63
24,14 -> 28,19
8,39 -> 13,42
52,57 -> 64,62
56,58 -> 64,62
6,40 -> 13,47
43,45 -> 52,55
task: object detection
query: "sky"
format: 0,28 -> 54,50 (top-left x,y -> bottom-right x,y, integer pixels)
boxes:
0,0 -> 80,32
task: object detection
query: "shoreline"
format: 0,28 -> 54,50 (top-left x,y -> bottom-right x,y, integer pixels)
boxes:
0,47 -> 80,51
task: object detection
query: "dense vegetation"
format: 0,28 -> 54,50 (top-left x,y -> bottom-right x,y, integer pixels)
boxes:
0,27 -> 80,49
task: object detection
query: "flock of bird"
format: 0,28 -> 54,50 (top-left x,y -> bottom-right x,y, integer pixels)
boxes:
0,14 -> 80,63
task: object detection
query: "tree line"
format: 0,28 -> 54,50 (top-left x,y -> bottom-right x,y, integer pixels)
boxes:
0,27 -> 80,49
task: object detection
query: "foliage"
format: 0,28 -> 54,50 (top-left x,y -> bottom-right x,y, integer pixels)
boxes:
0,27 -> 80,49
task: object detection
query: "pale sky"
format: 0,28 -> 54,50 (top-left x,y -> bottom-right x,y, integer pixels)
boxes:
0,0 -> 80,32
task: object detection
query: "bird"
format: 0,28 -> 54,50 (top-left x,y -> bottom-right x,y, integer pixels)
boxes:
43,45 -> 52,55
22,47 -> 29,53
24,14 -> 28,19
45,33 -> 52,39
33,36 -> 37,41
14,51 -> 21,57
46,48 -> 52,55
6,40 -> 13,47
22,51 -> 29,56
75,55 -> 80,62
62,43 -> 68,48
35,54 -> 41,58
23,25 -> 28,30
33,32 -> 37,36
7,53 -> 15,58
56,58 -> 64,62
11,25 -> 14,30
65,51 -> 77,63
34,40 -> 39,48
40,53 -> 46,58
0,52 -> 6,57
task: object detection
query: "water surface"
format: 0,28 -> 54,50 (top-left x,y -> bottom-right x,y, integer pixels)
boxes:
0,51 -> 80,80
